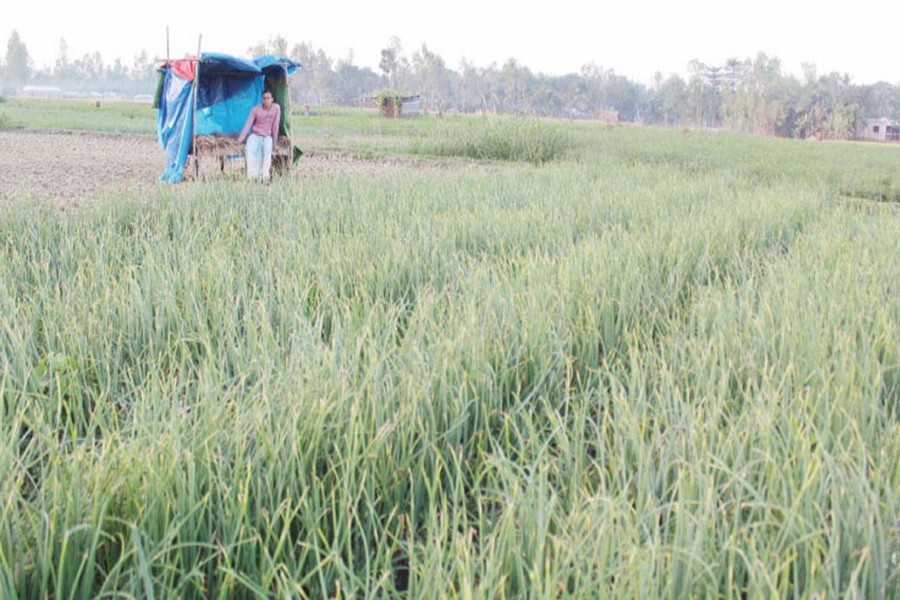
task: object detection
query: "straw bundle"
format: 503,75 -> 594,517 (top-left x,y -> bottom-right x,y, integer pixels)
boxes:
193,134 -> 244,157
193,134 -> 292,157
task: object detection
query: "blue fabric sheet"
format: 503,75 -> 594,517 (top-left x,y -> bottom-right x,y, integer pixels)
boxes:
157,69 -> 195,183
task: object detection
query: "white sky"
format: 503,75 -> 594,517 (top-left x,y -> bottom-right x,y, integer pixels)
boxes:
4,1 -> 900,85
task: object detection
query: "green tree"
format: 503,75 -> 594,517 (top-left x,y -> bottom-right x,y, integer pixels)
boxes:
412,44 -> 449,114
54,38 -> 72,79
721,53 -> 790,136
379,47 -> 397,87
72,52 -> 104,82
131,50 -> 155,83
456,58 -> 476,112
686,60 -> 723,127
792,71 -> 861,140
651,74 -> 689,126
581,63 -> 643,122
248,35 -> 288,57
290,42 -> 337,106
858,82 -> 900,120
379,37 -> 404,89
6,30 -> 31,89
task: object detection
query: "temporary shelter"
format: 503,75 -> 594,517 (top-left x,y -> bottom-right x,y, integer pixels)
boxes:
155,53 -> 301,183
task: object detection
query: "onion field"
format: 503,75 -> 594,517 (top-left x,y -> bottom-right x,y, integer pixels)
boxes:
0,106 -> 898,598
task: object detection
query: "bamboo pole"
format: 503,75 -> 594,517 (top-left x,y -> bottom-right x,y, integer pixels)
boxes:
284,62 -> 294,172
191,35 -> 202,178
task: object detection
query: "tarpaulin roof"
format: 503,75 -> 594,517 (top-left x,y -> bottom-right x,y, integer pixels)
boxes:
200,52 -> 261,75
168,53 -> 301,77
253,54 -> 300,76
156,53 -> 301,183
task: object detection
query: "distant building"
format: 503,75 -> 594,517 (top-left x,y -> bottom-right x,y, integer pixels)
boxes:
369,93 -> 421,118
400,96 -> 421,118
21,85 -> 64,98
860,118 -> 899,142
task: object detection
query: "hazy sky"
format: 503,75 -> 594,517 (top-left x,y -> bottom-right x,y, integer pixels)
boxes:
5,1 -> 899,85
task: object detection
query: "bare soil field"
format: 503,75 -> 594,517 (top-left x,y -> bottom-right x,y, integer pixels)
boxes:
0,130 -> 164,206
0,129 -> 458,207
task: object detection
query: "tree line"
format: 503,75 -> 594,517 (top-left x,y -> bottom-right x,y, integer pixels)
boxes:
2,31 -> 158,96
4,30 -> 900,140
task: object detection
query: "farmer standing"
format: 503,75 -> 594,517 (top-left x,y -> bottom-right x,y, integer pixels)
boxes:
238,90 -> 281,182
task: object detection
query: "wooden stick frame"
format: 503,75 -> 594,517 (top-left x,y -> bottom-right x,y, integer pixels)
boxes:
191,35 -> 202,178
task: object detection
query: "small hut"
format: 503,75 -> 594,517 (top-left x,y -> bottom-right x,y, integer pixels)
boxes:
155,53 -> 302,183
373,90 -> 421,118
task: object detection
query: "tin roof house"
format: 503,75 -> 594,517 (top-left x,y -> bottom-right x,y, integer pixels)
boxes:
859,117 -> 899,142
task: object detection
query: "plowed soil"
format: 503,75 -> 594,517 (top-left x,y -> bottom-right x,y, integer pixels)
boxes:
0,130 -> 165,205
0,129 -> 441,207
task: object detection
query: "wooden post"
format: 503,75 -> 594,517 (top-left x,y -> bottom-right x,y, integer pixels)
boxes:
284,62 -> 294,173
191,35 -> 202,178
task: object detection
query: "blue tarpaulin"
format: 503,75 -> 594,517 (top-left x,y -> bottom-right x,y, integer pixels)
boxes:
155,53 -> 300,183
253,54 -> 300,76
157,69 -> 195,183
196,74 -> 263,136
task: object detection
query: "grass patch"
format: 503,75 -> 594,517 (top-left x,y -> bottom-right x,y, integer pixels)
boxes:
409,116 -> 575,163
0,97 -> 157,135
840,180 -> 900,203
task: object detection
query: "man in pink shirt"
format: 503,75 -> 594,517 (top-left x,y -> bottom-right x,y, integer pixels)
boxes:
238,90 -> 281,182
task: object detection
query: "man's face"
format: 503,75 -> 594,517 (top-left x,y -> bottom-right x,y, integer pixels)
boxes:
262,93 -> 273,108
